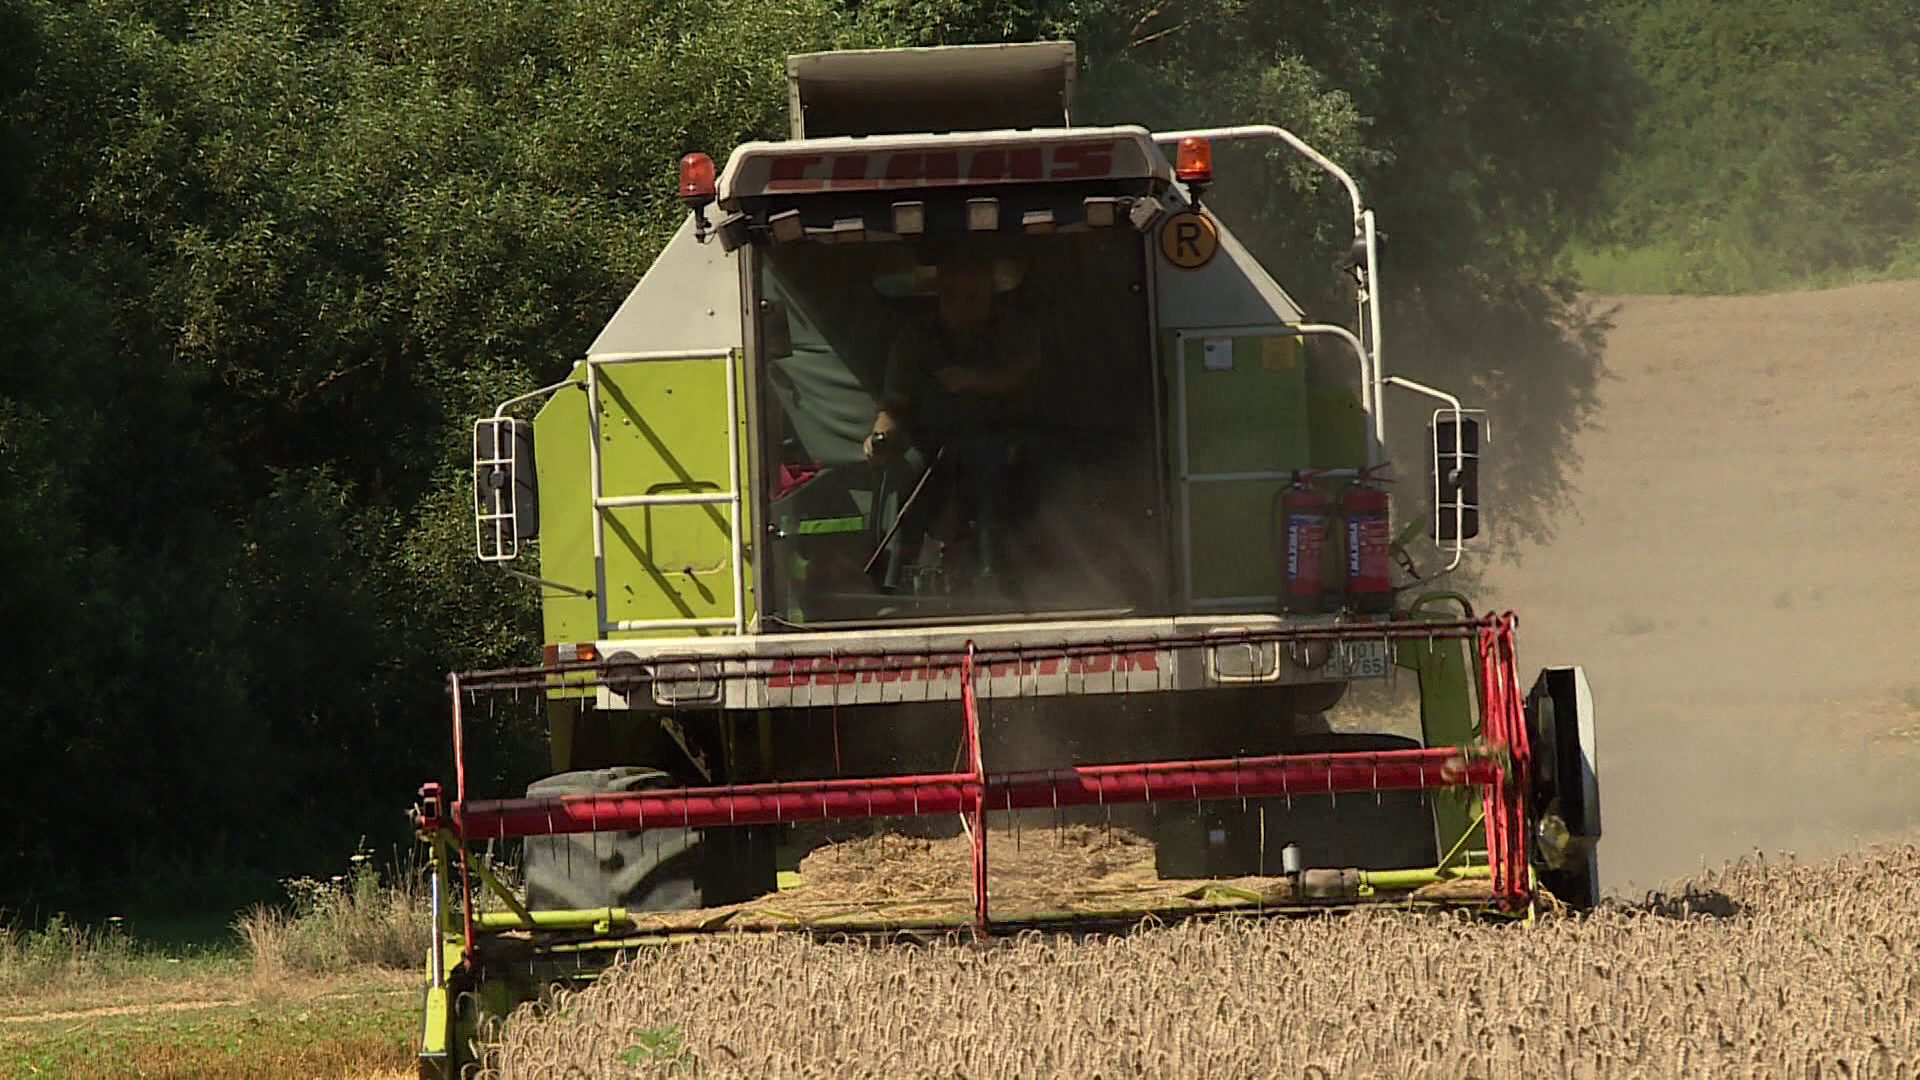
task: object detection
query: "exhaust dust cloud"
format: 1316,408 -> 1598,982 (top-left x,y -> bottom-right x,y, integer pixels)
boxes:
1481,279 -> 1920,894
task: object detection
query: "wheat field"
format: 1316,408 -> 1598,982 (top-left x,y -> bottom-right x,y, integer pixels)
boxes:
479,835 -> 1920,1080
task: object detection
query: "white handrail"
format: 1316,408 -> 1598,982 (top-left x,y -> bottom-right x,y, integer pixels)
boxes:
1283,322 -> 1378,460
586,358 -> 610,635
492,378 -> 583,419
595,492 -> 733,509
1152,125 -> 1364,221
1152,125 -> 1387,454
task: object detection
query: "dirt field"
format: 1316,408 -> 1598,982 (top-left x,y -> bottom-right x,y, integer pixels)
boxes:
1480,279 -> 1920,892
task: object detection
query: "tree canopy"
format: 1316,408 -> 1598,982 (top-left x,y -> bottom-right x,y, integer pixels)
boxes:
1585,0 -> 1920,291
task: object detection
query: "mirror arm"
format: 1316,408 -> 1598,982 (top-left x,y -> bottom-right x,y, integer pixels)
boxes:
1380,374 -> 1462,415
497,566 -> 593,598
494,378 -> 584,419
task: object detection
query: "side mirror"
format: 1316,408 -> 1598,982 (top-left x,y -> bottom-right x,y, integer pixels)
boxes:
474,417 -> 539,561
1430,412 -> 1482,543
759,299 -> 794,360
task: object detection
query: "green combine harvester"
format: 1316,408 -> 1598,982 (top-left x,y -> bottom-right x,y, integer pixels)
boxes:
411,41 -> 1604,1077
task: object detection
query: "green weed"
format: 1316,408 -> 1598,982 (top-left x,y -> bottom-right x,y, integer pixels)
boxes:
620,1024 -> 691,1074
0,911 -> 146,996
235,840 -> 428,977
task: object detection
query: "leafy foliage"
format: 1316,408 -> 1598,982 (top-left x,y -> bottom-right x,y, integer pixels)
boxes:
234,842 -> 426,975
1586,0 -> 1920,292
0,0 -> 1635,910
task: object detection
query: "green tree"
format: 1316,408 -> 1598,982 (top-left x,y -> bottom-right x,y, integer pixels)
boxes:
1590,0 -> 1920,291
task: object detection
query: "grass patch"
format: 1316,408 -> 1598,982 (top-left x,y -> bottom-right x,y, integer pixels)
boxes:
0,845 -> 431,1080
3,842 -> 437,1001
235,845 -> 429,979
0,988 -> 415,1080
3,842 -> 433,1009
1568,238 -> 1920,296
0,913 -> 243,1001
0,913 -> 137,996
1569,239 -> 1699,295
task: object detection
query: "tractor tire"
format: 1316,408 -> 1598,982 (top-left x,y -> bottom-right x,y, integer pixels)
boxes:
520,767 -> 777,912
1286,680 -> 1349,717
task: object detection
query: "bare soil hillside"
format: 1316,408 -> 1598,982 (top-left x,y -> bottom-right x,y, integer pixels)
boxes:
1481,279 -> 1920,892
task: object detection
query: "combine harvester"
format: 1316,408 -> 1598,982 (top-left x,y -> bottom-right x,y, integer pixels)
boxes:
412,41 -> 1603,1076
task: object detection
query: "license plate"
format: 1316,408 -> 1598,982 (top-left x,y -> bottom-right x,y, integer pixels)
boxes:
1323,639 -> 1390,679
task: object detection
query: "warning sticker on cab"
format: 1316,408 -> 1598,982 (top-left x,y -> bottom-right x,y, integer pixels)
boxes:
1159,211 -> 1219,269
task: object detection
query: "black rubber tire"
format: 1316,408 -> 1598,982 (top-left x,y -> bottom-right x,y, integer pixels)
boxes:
520,767 -> 777,911
1286,680 -> 1349,717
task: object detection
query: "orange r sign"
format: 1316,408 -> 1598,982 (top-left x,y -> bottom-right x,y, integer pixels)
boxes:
1159,211 -> 1218,269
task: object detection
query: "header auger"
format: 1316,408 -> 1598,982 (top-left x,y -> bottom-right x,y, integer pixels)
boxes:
418,40 -> 1602,1079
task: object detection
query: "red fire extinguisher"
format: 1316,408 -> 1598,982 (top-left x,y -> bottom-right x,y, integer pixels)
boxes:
1342,464 -> 1394,614
1277,471 -> 1330,614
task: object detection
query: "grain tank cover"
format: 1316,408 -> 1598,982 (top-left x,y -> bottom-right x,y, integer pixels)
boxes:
786,42 -> 1076,138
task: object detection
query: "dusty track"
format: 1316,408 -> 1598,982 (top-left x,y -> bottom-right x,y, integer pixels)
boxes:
1482,279 -> 1920,892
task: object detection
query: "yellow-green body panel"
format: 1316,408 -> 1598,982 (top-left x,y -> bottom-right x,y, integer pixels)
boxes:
1306,383 -> 1370,467
1403,595 -> 1488,864
533,365 -> 598,648
534,353 -> 754,648
1179,334 -> 1311,474
1165,330 -> 1369,603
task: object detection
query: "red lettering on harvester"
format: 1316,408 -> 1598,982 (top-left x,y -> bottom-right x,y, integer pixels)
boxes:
966,146 -> 1045,182
1050,141 -> 1117,180
766,155 -> 823,191
1070,654 -> 1112,675
830,155 -> 871,187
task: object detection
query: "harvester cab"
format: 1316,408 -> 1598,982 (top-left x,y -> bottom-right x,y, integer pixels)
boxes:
427,41 -> 1601,1078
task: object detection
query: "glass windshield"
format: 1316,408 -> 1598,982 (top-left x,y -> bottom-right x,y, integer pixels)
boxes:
756,227 -> 1166,627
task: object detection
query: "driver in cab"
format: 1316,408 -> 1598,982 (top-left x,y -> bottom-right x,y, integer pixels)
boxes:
863,250 -> 1042,595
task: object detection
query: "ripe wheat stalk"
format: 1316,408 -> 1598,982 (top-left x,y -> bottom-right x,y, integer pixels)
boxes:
481,840 -> 1920,1080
